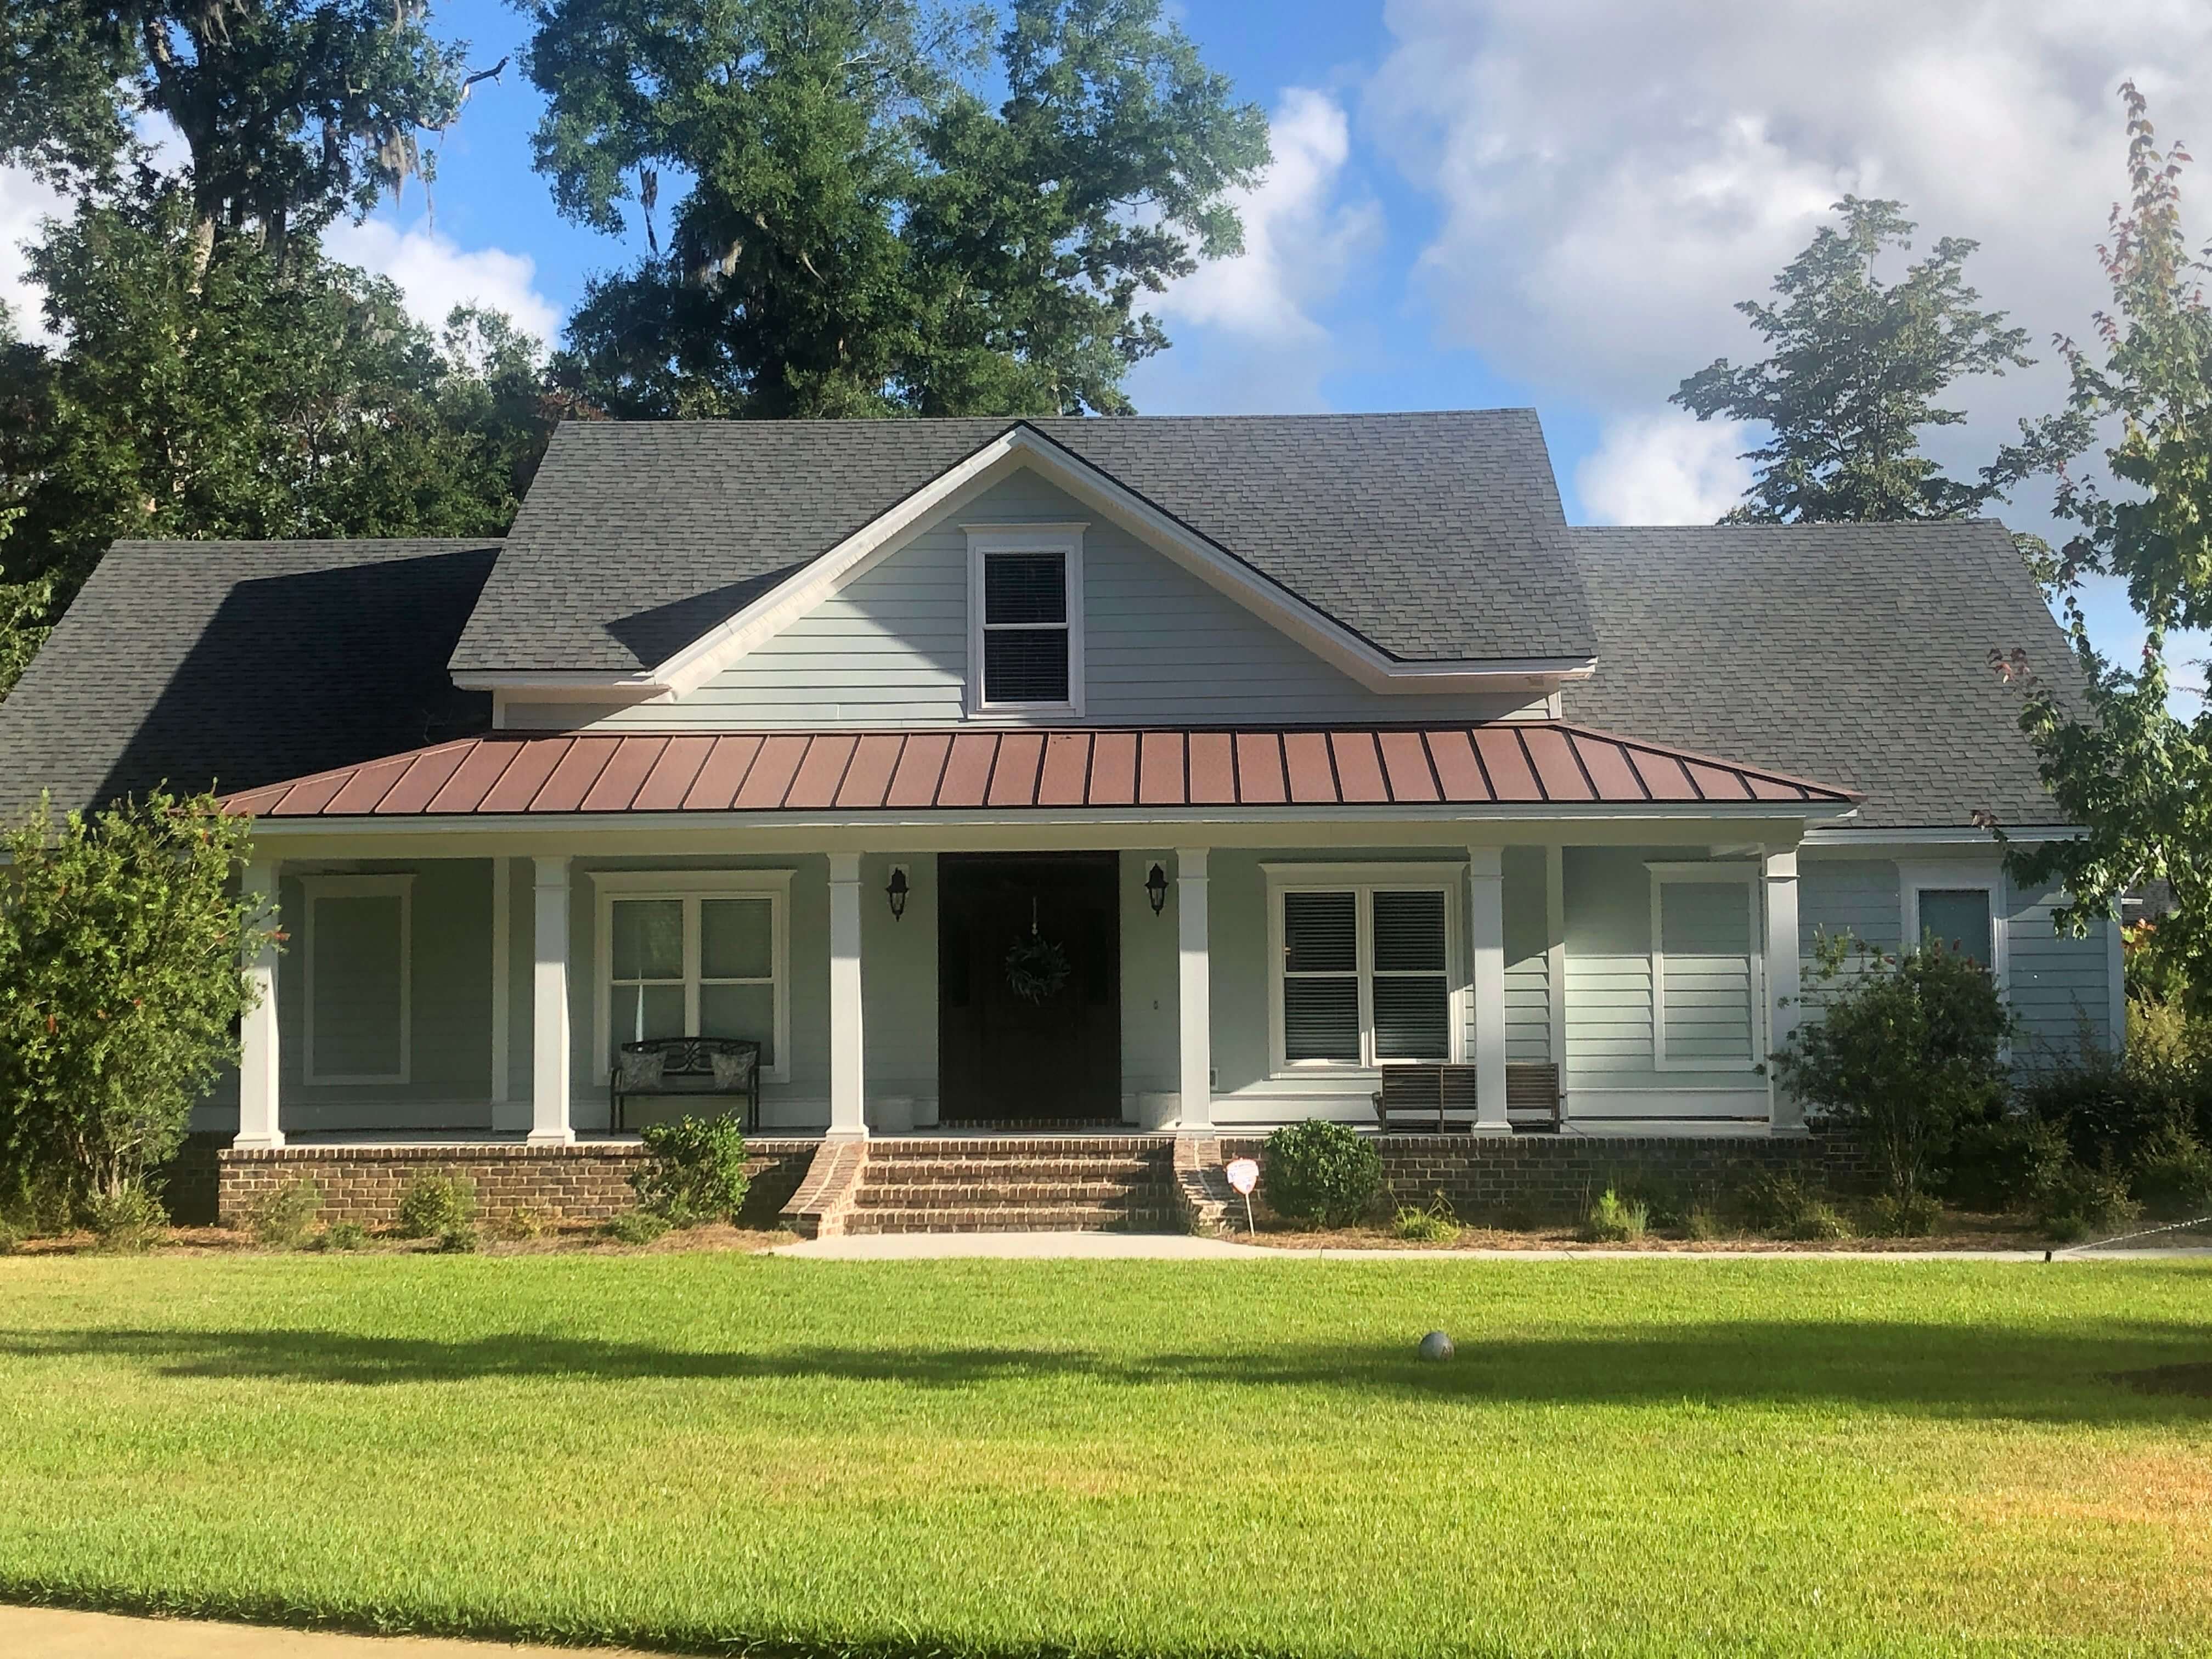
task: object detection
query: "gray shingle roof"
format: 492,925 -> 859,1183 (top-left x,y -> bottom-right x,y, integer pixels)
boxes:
449,410 -> 1593,674
0,539 -> 498,818
1564,520 -> 2072,831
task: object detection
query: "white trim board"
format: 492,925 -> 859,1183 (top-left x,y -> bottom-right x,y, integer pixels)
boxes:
1897,860 -> 2009,989
299,873 -> 415,1086
966,523 -> 1086,717
465,427 -> 1598,705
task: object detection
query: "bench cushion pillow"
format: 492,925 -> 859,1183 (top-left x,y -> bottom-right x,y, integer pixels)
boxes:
710,1046 -> 755,1092
617,1047 -> 667,1090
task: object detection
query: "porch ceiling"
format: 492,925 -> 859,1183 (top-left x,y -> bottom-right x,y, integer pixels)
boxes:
219,723 -> 1861,819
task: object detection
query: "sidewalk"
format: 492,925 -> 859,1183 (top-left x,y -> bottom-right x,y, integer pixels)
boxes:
772,1231 -> 2212,1261
0,1605 -> 654,1658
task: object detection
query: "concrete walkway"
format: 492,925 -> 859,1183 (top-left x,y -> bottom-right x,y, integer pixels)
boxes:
772,1231 -> 2212,1261
0,1605 -> 655,1658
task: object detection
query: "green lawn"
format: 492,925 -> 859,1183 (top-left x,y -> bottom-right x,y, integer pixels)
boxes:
0,1256 -> 2207,1657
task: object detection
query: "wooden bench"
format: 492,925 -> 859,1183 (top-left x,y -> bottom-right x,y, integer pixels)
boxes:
1372,1062 -> 1562,1131
610,1037 -> 761,1133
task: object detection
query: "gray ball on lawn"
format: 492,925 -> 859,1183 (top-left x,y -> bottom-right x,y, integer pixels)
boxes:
1418,1330 -> 1454,1362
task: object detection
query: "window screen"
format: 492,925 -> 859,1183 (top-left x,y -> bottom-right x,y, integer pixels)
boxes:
1917,888 -> 1994,965
981,551 -> 1070,704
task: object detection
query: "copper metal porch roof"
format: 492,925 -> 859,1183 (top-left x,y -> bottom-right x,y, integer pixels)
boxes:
219,723 -> 1860,819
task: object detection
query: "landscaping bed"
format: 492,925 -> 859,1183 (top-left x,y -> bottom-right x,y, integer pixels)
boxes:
0,1254 -> 2207,1657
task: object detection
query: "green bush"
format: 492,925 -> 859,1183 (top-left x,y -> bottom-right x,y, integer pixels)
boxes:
0,1163 -> 72,1238
435,1223 -> 481,1254
2033,1163 -> 2141,1243
1774,934 -> 2012,1198
0,1218 -> 21,1255
1733,1172 -> 1853,1241
249,1177 -> 324,1249
500,1206 -> 550,1241
313,1220 -> 369,1252
2016,1047 -> 2208,1171
1583,1188 -> 1649,1244
606,1208 -> 671,1245
1865,1190 -> 1943,1238
86,1182 -> 167,1253
396,1172 -> 477,1239
1261,1121 -> 1384,1228
1390,1194 -> 1461,1245
1944,1115 -> 2070,1212
1685,1206 -> 1729,1242
631,1115 -> 751,1226
2129,1128 -> 2212,1220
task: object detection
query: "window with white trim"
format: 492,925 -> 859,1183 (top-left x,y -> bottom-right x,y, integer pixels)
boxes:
967,526 -> 1084,714
1899,864 -> 2006,981
301,874 -> 413,1085
592,872 -> 792,1082
1267,866 -> 1462,1071
1648,862 -> 1762,1073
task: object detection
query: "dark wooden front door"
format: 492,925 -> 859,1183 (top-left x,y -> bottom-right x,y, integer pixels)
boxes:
939,853 -> 1120,1123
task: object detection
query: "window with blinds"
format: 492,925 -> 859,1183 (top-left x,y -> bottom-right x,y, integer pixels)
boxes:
1276,882 -> 1454,1069
981,550 -> 1070,705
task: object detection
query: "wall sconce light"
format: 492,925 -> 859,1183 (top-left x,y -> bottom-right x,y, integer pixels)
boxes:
1146,861 -> 1169,916
885,864 -> 910,921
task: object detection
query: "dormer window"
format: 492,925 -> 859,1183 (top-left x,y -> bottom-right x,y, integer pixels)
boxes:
966,524 -> 1085,715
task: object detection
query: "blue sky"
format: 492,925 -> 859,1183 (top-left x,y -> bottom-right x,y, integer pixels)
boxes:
4,1 -> 2207,692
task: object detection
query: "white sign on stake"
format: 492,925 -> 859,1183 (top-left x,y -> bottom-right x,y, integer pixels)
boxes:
1225,1157 -> 1259,1233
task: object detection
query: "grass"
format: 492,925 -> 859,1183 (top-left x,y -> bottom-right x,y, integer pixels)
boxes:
0,1257 -> 2208,1657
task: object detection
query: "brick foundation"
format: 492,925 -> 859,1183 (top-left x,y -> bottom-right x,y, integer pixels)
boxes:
217,1139 -> 820,1229
1220,1131 -> 1872,1224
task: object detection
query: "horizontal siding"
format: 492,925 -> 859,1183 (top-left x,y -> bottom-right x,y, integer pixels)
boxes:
560,470 -> 1536,731
1658,881 -> 1756,1066
1503,846 -> 1551,1064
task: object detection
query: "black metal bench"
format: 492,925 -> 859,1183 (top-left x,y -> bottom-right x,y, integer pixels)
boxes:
610,1037 -> 761,1133
1372,1062 -> 1562,1131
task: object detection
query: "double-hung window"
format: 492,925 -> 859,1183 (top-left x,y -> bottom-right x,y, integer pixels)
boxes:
1899,864 -> 2006,981
967,526 -> 1084,714
1267,866 -> 1462,1071
592,872 -> 792,1082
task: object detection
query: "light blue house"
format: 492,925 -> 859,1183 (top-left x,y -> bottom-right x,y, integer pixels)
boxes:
0,411 -> 2118,1225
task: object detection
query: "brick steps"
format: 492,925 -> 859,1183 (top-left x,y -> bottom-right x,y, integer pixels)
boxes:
844,1135 -> 1183,1234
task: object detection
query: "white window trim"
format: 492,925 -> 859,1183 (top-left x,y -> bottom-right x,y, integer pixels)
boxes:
1263,862 -> 1466,1077
1646,861 -> 1764,1074
1898,861 -> 2009,989
590,870 -> 794,1085
300,873 -> 415,1086
966,523 -> 1086,718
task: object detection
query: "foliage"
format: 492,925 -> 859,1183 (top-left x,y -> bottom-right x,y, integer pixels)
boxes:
605,1207 -> 672,1245
85,1181 -> 167,1252
1732,1171 -> 1853,1242
435,1223 -> 481,1254
500,1206 -> 550,1242
0,573 -> 52,700
631,1115 -> 751,1226
524,0 -> 1268,417
1864,1190 -> 1943,1239
1260,1120 -> 1384,1228
250,1178 -> 325,1250
1582,1188 -> 1649,1244
0,791 -> 275,1205
313,1220 -> 370,1253
1672,195 -> 2033,527
1684,1206 -> 1729,1243
2129,1127 -> 2212,1220
2032,1162 -> 2141,1244
1389,1193 -> 1460,1245
395,1172 -> 477,1240
1943,1114 -> 2072,1213
1773,933 -> 2013,1199
2015,1042 -> 2212,1171
1992,86 -> 2212,1014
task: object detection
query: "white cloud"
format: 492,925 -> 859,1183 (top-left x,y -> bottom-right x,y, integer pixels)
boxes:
0,166 -> 69,340
1577,410 -> 1752,525
324,216 -> 562,347
1365,1 -> 2212,515
1158,87 -> 1383,345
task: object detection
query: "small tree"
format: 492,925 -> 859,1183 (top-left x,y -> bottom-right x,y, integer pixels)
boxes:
0,790 -> 276,1206
1773,933 -> 2014,1199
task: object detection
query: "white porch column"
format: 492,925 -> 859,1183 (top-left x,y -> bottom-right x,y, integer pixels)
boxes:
1468,847 -> 1509,1132
1763,845 -> 1802,1130
1175,847 -> 1212,1132
1545,843 -> 1568,1127
529,855 -> 574,1146
235,859 -> 284,1149
828,852 -> 867,1137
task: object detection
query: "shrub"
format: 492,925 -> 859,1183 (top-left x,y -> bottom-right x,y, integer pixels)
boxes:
2016,1046 -> 2202,1172
631,1115 -> 751,1226
1774,934 -> 2013,1199
1944,1115 -> 2070,1212
1685,1206 -> 1729,1242
1583,1188 -> 1649,1244
313,1220 -> 369,1252
435,1223 -> 481,1254
0,792 -> 280,1210
2129,1128 -> 2212,1220
606,1208 -> 671,1245
1391,1194 -> 1461,1245
2033,1163 -> 2141,1243
86,1182 -> 167,1253
1865,1190 -> 1943,1238
1261,1120 -> 1384,1228
500,1206 -> 550,1242
1734,1172 -> 1853,1241
249,1178 -> 323,1249
0,1163 -> 72,1238
0,1218 -> 21,1255
396,1172 -> 477,1239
